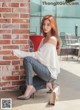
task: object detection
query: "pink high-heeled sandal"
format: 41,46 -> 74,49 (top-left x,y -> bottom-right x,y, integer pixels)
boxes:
17,87 -> 36,100
48,86 -> 60,105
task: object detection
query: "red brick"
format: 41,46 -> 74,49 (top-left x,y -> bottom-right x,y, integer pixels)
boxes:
0,8 -> 11,12
3,35 -> 11,39
20,14 -> 30,18
2,3 -> 11,7
0,46 -> 2,50
19,35 -> 29,39
11,3 -> 19,7
1,0 -> 11,2
12,29 -> 29,34
2,24 -> 19,29
3,14 -> 19,18
2,2 -> 19,7
3,45 -> 19,49
3,56 -> 19,60
0,40 -> 10,44
20,3 -> 29,7
12,61 -> 20,65
0,61 -> 11,65
11,66 -> 19,71
14,66 -> 19,70
20,45 -> 29,50
2,76 -> 19,80
12,80 -> 25,85
20,66 -> 24,70
20,24 -> 29,28
0,14 -> 1,17
0,82 -> 11,87
20,76 -> 25,80
12,40 -> 28,44
12,0 -> 28,2
0,50 -> 11,55
0,30 -> 11,34
12,8 -> 29,13
0,19 -> 11,23
12,19 -> 29,23
1,65 -> 19,71
19,71 -> 25,75
12,71 -> 24,75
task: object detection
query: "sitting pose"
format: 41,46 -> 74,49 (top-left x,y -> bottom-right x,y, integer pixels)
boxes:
13,15 -> 60,104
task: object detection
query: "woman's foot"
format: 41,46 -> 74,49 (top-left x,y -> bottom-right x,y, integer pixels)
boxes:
53,85 -> 60,101
48,91 -> 56,105
46,82 -> 53,93
17,85 -> 36,100
48,86 -> 60,105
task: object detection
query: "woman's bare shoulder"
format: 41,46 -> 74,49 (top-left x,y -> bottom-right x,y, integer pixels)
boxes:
50,36 -> 57,41
49,36 -> 57,45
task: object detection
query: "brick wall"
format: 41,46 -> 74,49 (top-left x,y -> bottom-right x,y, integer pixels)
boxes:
0,0 -> 30,91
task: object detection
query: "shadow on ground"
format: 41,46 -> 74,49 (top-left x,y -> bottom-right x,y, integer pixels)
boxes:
0,68 -> 80,108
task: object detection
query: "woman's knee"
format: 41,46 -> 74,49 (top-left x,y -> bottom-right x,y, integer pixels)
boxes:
23,56 -> 33,64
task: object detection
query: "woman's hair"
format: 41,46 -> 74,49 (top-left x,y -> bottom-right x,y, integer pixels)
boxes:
41,15 -> 60,54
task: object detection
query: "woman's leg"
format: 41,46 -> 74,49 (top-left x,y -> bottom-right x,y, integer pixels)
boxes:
18,56 -> 54,99
23,56 -> 55,92
23,56 -> 53,86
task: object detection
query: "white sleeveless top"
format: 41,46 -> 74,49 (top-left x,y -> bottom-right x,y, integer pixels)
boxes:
13,37 -> 60,79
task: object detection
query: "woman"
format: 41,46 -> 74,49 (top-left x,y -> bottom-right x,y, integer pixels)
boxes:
13,15 -> 60,104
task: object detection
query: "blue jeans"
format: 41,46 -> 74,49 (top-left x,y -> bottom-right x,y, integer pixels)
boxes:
23,56 -> 55,90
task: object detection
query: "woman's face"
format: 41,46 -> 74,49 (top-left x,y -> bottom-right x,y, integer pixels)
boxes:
43,19 -> 52,34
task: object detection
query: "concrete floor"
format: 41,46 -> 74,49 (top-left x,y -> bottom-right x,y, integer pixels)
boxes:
0,56 -> 80,110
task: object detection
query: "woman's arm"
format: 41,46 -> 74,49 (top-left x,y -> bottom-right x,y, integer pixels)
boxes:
13,38 -> 44,58
13,49 -> 37,58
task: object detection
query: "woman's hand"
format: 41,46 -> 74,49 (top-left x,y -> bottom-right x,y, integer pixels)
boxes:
12,49 -> 21,58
